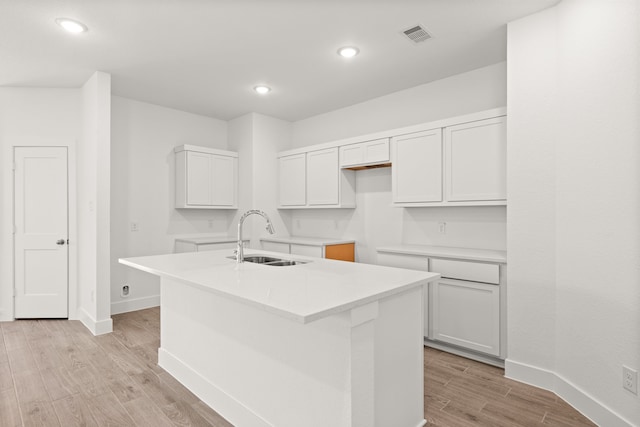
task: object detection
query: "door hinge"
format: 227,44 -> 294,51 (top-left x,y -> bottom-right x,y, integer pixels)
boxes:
13,225 -> 16,234
12,162 -> 16,171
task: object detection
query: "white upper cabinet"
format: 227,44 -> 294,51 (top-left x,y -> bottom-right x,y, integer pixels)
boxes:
175,145 -> 238,209
392,129 -> 443,203
278,153 -> 306,207
339,138 -> 390,169
278,108 -> 505,209
278,148 -> 355,209
307,148 -> 339,205
445,116 -> 506,202
392,114 -> 507,207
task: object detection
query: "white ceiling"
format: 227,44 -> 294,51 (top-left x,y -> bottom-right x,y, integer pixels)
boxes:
1,0 -> 559,122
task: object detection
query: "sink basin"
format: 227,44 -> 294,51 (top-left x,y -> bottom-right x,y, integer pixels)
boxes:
265,260 -> 303,266
227,255 -> 308,266
243,256 -> 281,264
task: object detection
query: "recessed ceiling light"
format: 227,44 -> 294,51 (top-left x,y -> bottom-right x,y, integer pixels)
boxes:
337,46 -> 359,58
55,18 -> 88,34
254,85 -> 271,95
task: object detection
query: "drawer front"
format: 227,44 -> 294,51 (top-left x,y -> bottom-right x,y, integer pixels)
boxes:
377,252 -> 429,271
290,244 -> 323,258
261,241 -> 290,254
429,259 -> 499,284
198,242 -> 236,251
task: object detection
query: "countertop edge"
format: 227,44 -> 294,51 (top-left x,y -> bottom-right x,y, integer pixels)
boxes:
119,254 -> 438,324
377,245 -> 507,264
260,236 -> 356,247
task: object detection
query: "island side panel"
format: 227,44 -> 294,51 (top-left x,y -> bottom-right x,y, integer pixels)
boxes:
374,286 -> 425,427
159,276 -> 353,427
158,276 -> 425,427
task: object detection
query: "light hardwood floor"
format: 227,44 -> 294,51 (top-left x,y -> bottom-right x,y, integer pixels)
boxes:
0,307 -> 596,427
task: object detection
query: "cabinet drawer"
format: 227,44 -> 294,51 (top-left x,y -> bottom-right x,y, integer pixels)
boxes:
261,241 -> 290,254
377,252 -> 429,271
198,242 -> 236,251
429,259 -> 499,284
290,244 -> 322,258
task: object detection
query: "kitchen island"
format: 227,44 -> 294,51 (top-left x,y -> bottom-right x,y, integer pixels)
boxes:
120,249 -> 439,427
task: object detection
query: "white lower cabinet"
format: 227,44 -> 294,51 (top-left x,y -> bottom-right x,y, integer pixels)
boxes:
430,278 -> 500,357
290,244 -> 323,258
376,247 -> 506,365
261,241 -> 290,254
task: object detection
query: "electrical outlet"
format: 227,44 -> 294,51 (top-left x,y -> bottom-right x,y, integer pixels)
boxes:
121,285 -> 130,298
623,366 -> 637,394
130,222 -> 139,232
438,222 -> 447,234
208,219 -> 214,228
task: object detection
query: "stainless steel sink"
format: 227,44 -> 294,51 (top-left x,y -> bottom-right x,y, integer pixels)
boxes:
265,260 -> 304,266
227,255 -> 308,266
243,256 -> 281,264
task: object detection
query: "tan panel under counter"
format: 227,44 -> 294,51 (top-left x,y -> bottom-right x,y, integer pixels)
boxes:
325,243 -> 355,262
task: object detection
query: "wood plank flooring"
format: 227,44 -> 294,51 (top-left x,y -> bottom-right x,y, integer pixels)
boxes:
0,307 -> 596,427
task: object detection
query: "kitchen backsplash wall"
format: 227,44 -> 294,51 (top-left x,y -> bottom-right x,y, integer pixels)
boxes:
291,168 -> 506,264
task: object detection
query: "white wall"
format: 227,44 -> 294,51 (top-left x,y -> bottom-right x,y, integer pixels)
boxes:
78,71 -> 112,334
227,113 -> 293,247
507,1 -> 640,425
110,96 -> 229,314
289,64 -> 508,263
291,62 -> 507,148
0,88 -> 81,321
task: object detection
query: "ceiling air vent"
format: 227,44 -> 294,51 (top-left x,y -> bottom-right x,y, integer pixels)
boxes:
402,24 -> 432,44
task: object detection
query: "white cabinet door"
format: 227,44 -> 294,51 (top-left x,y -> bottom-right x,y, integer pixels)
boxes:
431,278 -> 500,356
186,151 -> 212,206
176,146 -> 238,209
392,129 -> 443,203
211,154 -> 237,206
339,138 -> 390,168
445,117 -> 506,202
278,154 -> 306,206
307,148 -> 339,206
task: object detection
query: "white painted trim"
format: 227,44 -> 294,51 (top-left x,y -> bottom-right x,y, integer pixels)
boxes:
174,144 -> 238,157
415,420 -> 427,427
158,348 -> 273,427
505,359 -> 634,427
111,295 -> 160,315
76,307 -> 113,336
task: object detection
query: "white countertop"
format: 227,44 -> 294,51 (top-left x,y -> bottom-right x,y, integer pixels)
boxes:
175,236 -> 246,245
377,245 -> 507,264
120,249 -> 438,324
260,236 -> 355,247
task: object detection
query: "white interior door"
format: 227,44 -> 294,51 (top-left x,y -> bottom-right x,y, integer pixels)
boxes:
14,147 -> 69,318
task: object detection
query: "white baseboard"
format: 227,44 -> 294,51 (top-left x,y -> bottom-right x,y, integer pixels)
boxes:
76,307 -> 113,336
111,295 -> 160,315
506,359 -> 634,427
158,348 -> 273,427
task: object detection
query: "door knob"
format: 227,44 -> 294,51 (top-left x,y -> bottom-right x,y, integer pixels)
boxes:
56,239 -> 65,245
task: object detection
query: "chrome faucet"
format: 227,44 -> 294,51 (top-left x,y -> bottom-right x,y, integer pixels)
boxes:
236,209 -> 275,263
